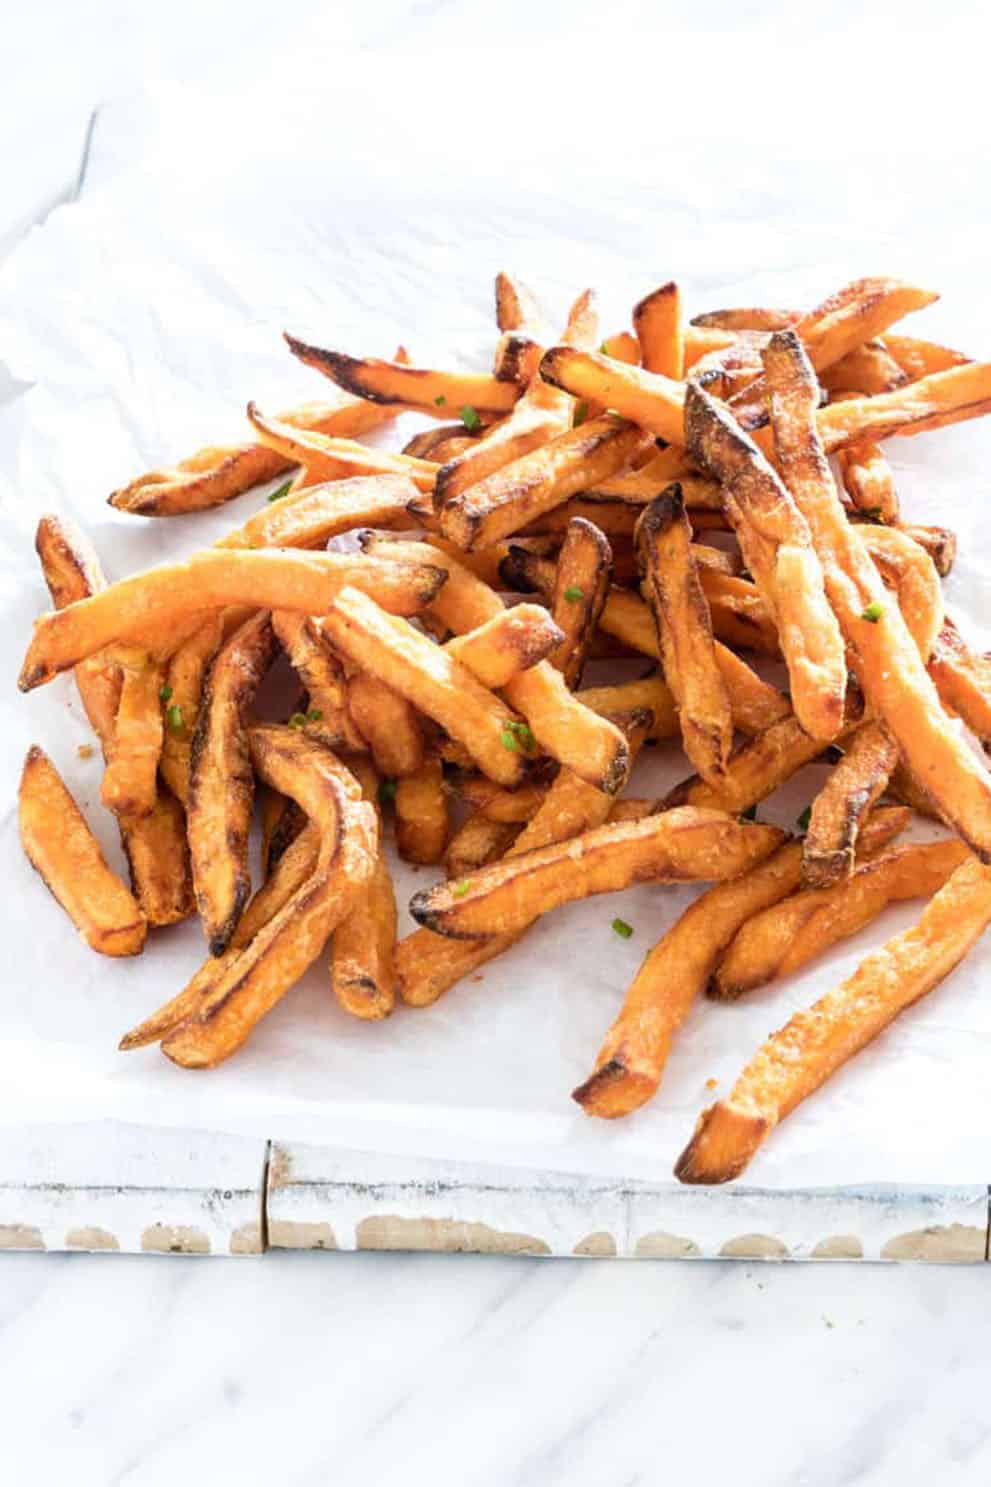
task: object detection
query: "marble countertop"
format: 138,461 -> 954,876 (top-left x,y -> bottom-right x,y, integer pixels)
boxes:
2,1248 -> 988,1485
5,3 -> 991,1483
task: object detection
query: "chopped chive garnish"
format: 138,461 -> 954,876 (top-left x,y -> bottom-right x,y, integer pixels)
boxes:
379,779 -> 397,804
288,712 -> 308,729
797,805 -> 812,832
500,728 -> 520,752
563,584 -> 584,602
504,719 -> 536,751
166,704 -> 183,733
434,394 -> 447,407
159,683 -> 173,703
307,708 -> 323,722
267,479 -> 293,503
573,400 -> 589,428
740,803 -> 758,821
861,601 -> 884,623
453,879 -> 472,897
460,404 -> 481,432
612,917 -> 634,939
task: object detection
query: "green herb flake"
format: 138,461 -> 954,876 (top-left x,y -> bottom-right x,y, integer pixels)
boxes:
861,601 -> 884,623
434,394 -> 447,407
505,719 -> 536,752
573,400 -> 589,428
307,708 -> 323,723
797,805 -> 812,832
165,704 -> 184,734
288,712 -> 308,730
453,880 -> 472,897
379,779 -> 398,804
267,479 -> 294,504
159,683 -> 173,703
563,585 -> 585,603
460,404 -> 482,432
611,917 -> 634,940
500,728 -> 520,752
600,341 -> 611,356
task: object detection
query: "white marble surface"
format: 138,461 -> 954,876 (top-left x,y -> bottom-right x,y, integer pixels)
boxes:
1,1250 -> 990,1485
5,2 -> 991,1483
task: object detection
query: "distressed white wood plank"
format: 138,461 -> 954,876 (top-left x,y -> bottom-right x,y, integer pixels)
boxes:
0,1123 -> 268,1254
267,1143 -> 990,1262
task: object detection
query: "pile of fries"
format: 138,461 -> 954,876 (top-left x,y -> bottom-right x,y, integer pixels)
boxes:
17,269 -> 991,1183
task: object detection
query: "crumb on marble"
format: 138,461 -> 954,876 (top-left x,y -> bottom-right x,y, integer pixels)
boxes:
77,744 -> 94,760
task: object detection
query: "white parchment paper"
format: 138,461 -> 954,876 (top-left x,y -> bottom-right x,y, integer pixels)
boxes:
1,72 -> 989,1186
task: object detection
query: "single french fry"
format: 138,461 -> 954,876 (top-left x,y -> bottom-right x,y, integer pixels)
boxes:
594,447 -> 694,498
445,812 -> 522,879
677,854 -> 991,1183
882,334 -> 971,382
495,271 -> 553,338
327,757 -> 397,1020
577,673 -> 679,741
900,524 -> 957,578
763,329 -> 991,860
438,413 -> 649,550
162,728 -> 377,1067
837,442 -> 900,525
108,394 -> 401,516
859,524 -> 943,661
345,671 -> 424,777
810,361 -> 991,452
547,518 -> 611,686
410,809 -> 786,940
691,308 -> 800,332
634,281 -> 684,379
697,568 -> 781,657
820,339 -> 910,397
928,618 -> 991,745
245,402 -> 437,492
729,277 -> 938,431
332,844 -> 398,1020
19,745 -> 146,956
283,335 -> 520,415
600,331 -> 641,364
363,535 -> 630,792
637,487 -> 732,785
445,604 -> 563,688
324,587 -> 527,787
574,806 -> 909,1118
685,381 -> 847,741
457,774 -> 550,822
188,613 -> 276,954
404,425 -> 484,460
121,822 -> 321,1049
802,721 -> 900,888
99,648 -> 165,819
395,756 -> 449,865
663,703 -> 860,815
159,615 -> 227,806
574,838 -> 802,1119
222,474 -> 417,552
715,837 -> 970,1002
539,347 -> 687,444
19,548 -> 447,691
35,515 -> 193,926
